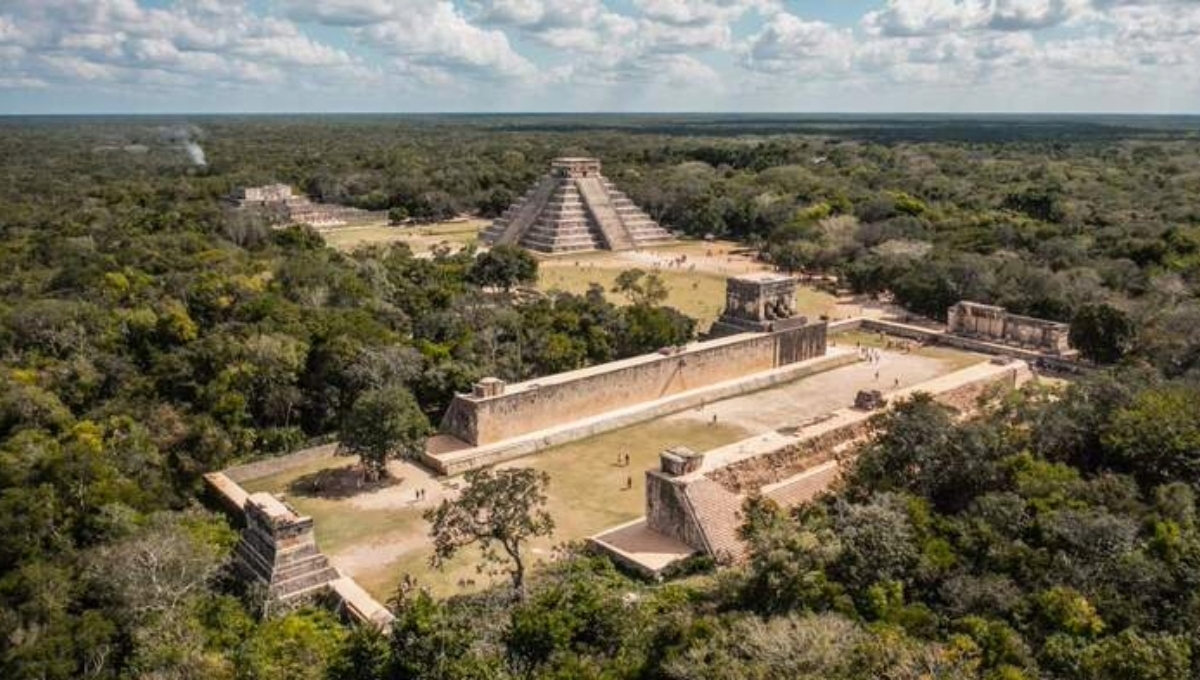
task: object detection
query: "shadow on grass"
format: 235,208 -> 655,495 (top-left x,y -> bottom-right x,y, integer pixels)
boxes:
287,463 -> 402,500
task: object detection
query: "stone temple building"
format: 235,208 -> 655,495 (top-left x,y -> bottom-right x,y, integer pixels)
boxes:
947,301 -> 1072,354
233,492 -> 339,602
709,272 -> 805,336
481,157 -> 673,253
229,184 -> 377,229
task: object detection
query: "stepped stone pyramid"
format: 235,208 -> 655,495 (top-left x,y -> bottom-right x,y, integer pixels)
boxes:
482,157 -> 674,253
234,492 -> 339,601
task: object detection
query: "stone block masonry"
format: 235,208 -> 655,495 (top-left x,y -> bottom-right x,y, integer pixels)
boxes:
481,157 -> 673,253
594,359 -> 1033,573
233,492 -> 340,602
205,473 -> 396,629
440,321 -> 827,447
710,272 -> 801,336
948,301 -> 1071,354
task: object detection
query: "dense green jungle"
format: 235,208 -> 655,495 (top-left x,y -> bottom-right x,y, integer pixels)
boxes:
1,114 -> 1199,679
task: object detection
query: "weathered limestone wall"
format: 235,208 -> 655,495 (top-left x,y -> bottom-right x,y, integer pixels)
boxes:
948,301 -> 1070,354
640,360 -> 1032,559
441,323 -> 827,447
645,470 -> 710,554
705,360 -> 1029,495
428,349 -> 857,475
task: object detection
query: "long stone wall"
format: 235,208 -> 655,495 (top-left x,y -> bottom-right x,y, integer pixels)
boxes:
427,350 -> 857,475
638,360 -> 1032,560
440,323 -> 827,447
948,301 -> 1070,354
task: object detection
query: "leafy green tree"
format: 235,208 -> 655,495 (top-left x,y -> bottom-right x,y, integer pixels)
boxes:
425,467 -> 554,599
1103,387 -> 1200,490
387,206 -> 408,225
612,268 -> 669,306
387,585 -> 498,679
1078,629 -> 1191,680
339,386 -> 430,481
467,244 -> 538,291
1070,303 -> 1134,364
238,609 -> 346,680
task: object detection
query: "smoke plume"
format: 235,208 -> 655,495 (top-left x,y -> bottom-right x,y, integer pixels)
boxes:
160,124 -> 208,167
183,141 -> 206,166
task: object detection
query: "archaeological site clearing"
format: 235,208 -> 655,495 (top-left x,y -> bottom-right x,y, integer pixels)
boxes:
207,177 -> 1084,629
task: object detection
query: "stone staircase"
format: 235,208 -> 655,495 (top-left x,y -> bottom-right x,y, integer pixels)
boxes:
518,182 -> 606,252
233,493 -> 340,602
576,176 -> 635,251
603,181 -> 673,247
482,174 -> 558,246
483,157 -> 674,254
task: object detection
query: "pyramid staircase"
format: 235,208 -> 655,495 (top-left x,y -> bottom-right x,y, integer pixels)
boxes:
482,157 -> 673,254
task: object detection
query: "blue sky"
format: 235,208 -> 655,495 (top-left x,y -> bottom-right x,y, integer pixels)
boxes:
0,1 -> 1197,114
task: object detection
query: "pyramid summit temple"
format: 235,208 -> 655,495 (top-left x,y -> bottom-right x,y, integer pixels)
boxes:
482,157 -> 674,253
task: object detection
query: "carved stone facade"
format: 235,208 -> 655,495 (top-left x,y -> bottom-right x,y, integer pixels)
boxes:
481,157 -> 673,253
710,272 -> 803,336
233,492 -> 339,601
229,184 -> 378,228
947,301 -> 1071,354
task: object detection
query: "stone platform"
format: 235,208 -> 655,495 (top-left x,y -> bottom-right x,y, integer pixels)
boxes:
233,492 -> 340,602
425,348 -> 857,475
589,359 -> 1033,574
481,157 -> 673,253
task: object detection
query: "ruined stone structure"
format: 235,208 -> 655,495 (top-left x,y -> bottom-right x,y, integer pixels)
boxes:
230,184 -> 379,228
438,273 -> 824,451
440,321 -> 827,448
233,492 -> 339,601
947,301 -> 1071,354
481,157 -> 673,253
710,272 -> 802,336
592,359 -> 1033,573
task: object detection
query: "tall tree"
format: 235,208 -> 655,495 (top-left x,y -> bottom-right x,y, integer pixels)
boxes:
467,244 -> 538,291
612,269 -> 669,306
425,467 -> 554,599
1070,303 -> 1134,364
338,386 -> 430,481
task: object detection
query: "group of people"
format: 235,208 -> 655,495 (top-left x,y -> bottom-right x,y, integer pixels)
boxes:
857,344 -> 884,365
857,343 -> 901,387
413,487 -> 428,501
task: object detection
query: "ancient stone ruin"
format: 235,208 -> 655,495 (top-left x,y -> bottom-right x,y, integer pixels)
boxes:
591,359 -> 1034,576
947,301 -> 1071,354
710,272 -> 804,336
233,492 -> 339,602
229,184 -> 378,229
481,157 -> 673,253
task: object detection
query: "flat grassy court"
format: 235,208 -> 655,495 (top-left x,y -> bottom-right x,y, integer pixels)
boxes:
239,336 -> 986,601
536,241 -> 839,331
319,217 -> 840,332
320,218 -> 485,253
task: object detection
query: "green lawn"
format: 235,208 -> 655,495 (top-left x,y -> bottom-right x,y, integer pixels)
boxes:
538,264 -> 837,332
239,417 -> 749,599
322,218 -> 484,252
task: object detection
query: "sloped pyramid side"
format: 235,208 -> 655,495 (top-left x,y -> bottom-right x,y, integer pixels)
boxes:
483,170 -> 672,253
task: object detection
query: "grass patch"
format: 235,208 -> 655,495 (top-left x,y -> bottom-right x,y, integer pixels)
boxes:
322,218 -> 485,252
237,416 -> 750,600
539,262 -> 837,332
539,265 -> 729,331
